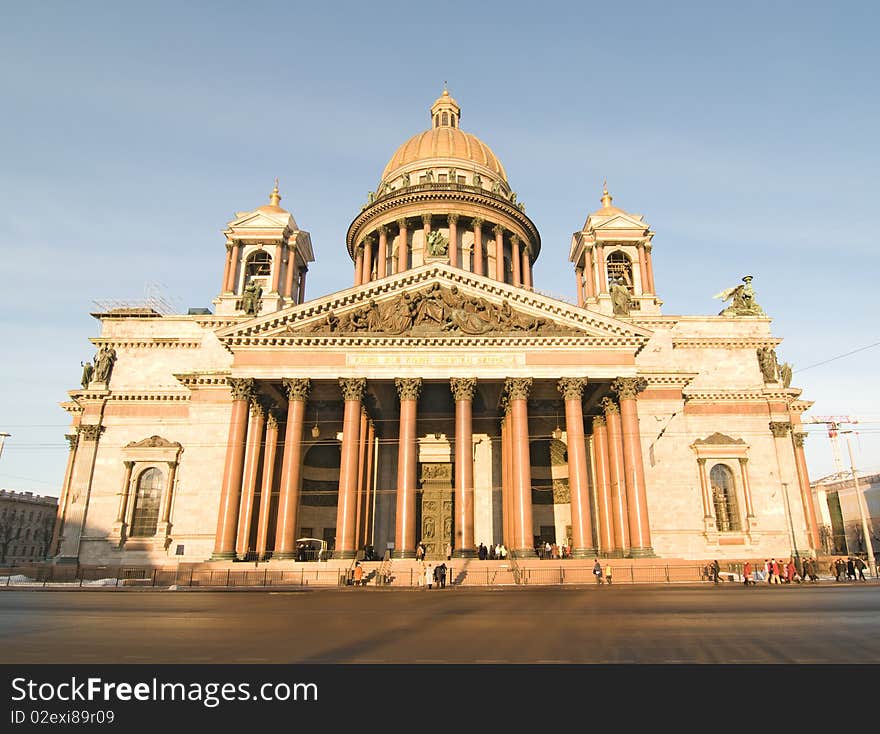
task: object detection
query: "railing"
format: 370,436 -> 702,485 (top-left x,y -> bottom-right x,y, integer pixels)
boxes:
2,561 -> 874,589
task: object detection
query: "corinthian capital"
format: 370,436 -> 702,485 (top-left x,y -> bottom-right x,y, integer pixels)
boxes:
472,217 -> 484,228
78,424 -> 104,442
340,377 -> 367,402
228,378 -> 256,402
600,397 -> 620,415
611,377 -> 647,400
793,431 -> 807,448
448,213 -> 459,225
592,415 -> 606,429
65,433 -> 79,451
421,213 -> 432,228
557,377 -> 588,401
450,377 -> 477,402
504,377 -> 532,402
769,421 -> 791,438
395,377 -> 422,402
282,377 -> 311,402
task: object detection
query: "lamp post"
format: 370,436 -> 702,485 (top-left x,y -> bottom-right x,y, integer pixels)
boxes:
841,430 -> 876,578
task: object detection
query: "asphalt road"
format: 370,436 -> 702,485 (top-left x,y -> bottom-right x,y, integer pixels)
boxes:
3,583 -> 879,664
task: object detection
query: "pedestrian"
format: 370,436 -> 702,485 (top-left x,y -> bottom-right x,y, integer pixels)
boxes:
353,562 -> 364,587
786,559 -> 795,583
712,559 -> 721,584
770,558 -> 781,584
499,544 -> 508,560
605,564 -> 613,585
763,559 -> 771,584
425,564 -> 433,589
416,544 -> 424,562
846,557 -> 856,581
593,559 -> 603,585
855,556 -> 867,581
446,542 -> 452,560
437,562 -> 447,588
743,561 -> 753,586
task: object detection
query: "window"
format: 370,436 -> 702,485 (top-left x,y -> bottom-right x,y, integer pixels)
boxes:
606,250 -> 633,289
710,464 -> 741,532
245,250 -> 272,278
130,468 -> 163,537
441,111 -> 449,126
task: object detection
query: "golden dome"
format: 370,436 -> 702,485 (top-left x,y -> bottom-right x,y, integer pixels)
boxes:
381,90 -> 507,181
257,178 -> 288,214
591,181 -> 625,216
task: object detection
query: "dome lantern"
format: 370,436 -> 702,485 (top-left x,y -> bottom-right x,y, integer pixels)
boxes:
430,85 -> 460,129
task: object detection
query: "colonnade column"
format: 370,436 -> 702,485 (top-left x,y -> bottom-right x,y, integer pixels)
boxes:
159,459 -> 178,526
336,378 -> 367,559
397,218 -> 409,273
221,243 -> 233,293
637,244 -> 649,296
393,378 -> 421,558
354,408 -> 368,547
255,408 -> 280,559
51,433 -> 79,555
792,431 -> 821,550
298,267 -> 307,303
274,378 -> 310,559
583,248 -> 596,300
225,242 -> 241,292
645,244 -> 656,294
114,460 -> 134,530
591,416 -> 614,555
377,226 -> 388,279
522,247 -> 532,289
601,397 -> 629,556
361,235 -> 374,284
612,377 -> 654,556
271,244 -> 282,293
558,378 -> 596,557
493,225 -> 505,282
501,409 -> 512,548
236,399 -> 265,559
353,244 -> 364,286
212,378 -> 254,560
596,244 -> 607,294
506,378 -> 535,557
361,419 -> 376,549
575,268 -> 584,307
511,235 -> 522,286
451,378 -> 477,557
422,214 -> 432,264
472,218 -> 484,275
737,458 -> 755,522
448,214 -> 459,268
283,246 -> 296,300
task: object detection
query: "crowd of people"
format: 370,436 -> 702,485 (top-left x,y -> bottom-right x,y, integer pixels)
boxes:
476,542 -> 508,560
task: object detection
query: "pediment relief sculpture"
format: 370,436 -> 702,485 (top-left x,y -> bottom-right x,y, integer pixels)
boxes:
292,284 -> 577,336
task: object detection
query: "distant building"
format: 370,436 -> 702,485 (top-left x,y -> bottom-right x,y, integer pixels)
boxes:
811,473 -> 880,556
0,490 -> 58,564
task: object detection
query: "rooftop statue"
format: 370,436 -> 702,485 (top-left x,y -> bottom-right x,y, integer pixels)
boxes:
94,345 -> 117,384
610,277 -> 632,316
472,171 -> 482,188
80,360 -> 93,389
241,279 -> 263,316
714,275 -> 766,316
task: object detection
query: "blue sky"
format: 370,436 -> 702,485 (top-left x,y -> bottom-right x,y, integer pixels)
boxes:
1,1 -> 878,494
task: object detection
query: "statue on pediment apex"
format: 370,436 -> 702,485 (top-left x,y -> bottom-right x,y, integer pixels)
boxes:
714,275 -> 766,316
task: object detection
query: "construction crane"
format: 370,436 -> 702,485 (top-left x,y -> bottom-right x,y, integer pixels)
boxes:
802,415 -> 858,478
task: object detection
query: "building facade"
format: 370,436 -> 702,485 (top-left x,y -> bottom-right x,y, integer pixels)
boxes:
811,472 -> 879,556
0,490 -> 58,565
54,91 -> 821,566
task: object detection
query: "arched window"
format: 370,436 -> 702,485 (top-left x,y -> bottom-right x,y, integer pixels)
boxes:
441,111 -> 449,126
130,468 -> 163,537
606,250 -> 633,290
245,250 -> 272,279
710,464 -> 741,532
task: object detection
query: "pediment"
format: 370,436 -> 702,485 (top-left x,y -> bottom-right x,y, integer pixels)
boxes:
693,432 -> 745,446
228,210 -> 293,230
217,264 -> 653,345
588,213 -> 647,231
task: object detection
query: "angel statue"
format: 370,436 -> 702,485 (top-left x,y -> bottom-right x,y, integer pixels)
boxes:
426,230 -> 449,257
779,362 -> 793,388
713,275 -> 766,316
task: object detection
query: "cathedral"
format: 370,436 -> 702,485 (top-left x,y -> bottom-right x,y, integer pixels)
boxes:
53,90 -> 820,567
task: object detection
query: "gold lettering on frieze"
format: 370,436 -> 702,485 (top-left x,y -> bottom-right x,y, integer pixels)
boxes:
347,353 -> 523,368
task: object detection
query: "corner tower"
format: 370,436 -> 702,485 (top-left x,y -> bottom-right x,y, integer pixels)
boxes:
569,183 -> 661,317
214,181 -> 314,317
346,89 -> 541,288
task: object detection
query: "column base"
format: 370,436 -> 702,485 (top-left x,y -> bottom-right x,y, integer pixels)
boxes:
272,551 -> 295,560
210,551 -> 236,561
629,546 -> 656,558
454,549 -> 477,558
571,547 -> 598,559
334,550 -> 357,560
391,550 -> 416,559
603,549 -> 626,559
510,547 -> 537,559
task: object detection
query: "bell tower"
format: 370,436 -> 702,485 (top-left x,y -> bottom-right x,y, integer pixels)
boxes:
214,181 -> 314,317
568,183 -> 661,317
